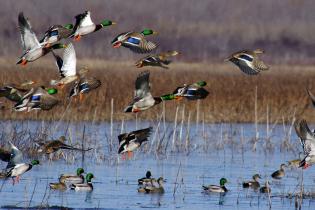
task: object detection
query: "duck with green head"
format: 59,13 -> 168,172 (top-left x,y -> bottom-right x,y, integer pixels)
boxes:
203,178 -> 228,193
112,29 -> 158,53
59,168 -> 85,185
71,11 -> 116,41
70,173 -> 94,191
124,71 -> 171,113
5,141 -> 39,185
161,81 -> 209,101
242,174 -> 261,190
17,12 -> 66,66
6,160 -> 40,185
14,86 -> 59,112
40,24 -> 73,47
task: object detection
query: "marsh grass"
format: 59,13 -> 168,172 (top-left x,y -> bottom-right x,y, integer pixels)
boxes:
0,59 -> 314,123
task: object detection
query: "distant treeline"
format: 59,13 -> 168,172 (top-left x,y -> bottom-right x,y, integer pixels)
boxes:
1,0 -> 315,63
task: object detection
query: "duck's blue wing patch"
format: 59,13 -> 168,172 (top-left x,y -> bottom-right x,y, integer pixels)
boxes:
50,30 -> 59,36
31,95 -> 41,102
79,83 -> 90,93
127,37 -> 140,45
239,54 -> 253,62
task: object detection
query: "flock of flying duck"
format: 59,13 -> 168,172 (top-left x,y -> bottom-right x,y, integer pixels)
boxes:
0,10 -> 314,195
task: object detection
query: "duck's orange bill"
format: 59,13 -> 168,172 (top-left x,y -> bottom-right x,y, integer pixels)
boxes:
21,59 -> 28,66
74,35 -> 81,41
113,42 -> 121,48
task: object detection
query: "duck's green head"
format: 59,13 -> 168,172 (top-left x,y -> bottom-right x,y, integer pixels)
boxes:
141,29 -> 158,36
31,160 -> 40,165
51,43 -> 67,50
47,88 -> 58,95
196,81 -> 207,87
64,23 -> 73,30
76,168 -> 85,176
86,173 -> 94,182
160,94 -> 176,101
220,178 -> 227,186
100,20 -> 116,27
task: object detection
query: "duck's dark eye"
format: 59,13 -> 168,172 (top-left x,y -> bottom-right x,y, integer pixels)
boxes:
239,54 -> 253,62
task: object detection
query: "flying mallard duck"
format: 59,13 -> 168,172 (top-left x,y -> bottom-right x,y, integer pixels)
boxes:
224,49 -> 269,75
111,29 -> 158,53
59,168 -> 85,185
138,171 -> 153,185
49,178 -> 67,191
271,164 -> 286,179
71,11 -> 116,41
242,174 -> 261,190
69,77 -> 101,101
51,43 -> 88,88
0,81 -> 35,102
124,71 -> 171,113
260,181 -> 271,193
14,86 -> 59,112
5,142 -> 39,185
294,119 -> 315,169
167,81 -> 209,100
118,127 -> 152,158
36,136 -> 92,156
138,177 -> 165,194
202,178 -> 228,193
70,173 -> 94,191
17,12 -> 66,66
135,51 -> 179,69
40,24 -> 73,47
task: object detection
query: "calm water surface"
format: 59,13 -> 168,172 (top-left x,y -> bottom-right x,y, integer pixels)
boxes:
0,121 -> 314,210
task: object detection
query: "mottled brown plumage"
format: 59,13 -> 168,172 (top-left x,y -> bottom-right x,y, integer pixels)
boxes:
135,51 -> 179,68
37,136 -> 92,154
225,49 -> 269,75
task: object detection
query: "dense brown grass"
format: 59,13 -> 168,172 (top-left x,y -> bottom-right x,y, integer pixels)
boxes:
0,58 -> 314,123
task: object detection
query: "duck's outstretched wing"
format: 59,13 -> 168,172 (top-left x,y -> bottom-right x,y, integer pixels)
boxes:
6,142 -> 23,169
55,43 -> 76,78
71,11 -> 93,36
294,119 -> 315,155
134,71 -> 151,99
18,12 -> 40,52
